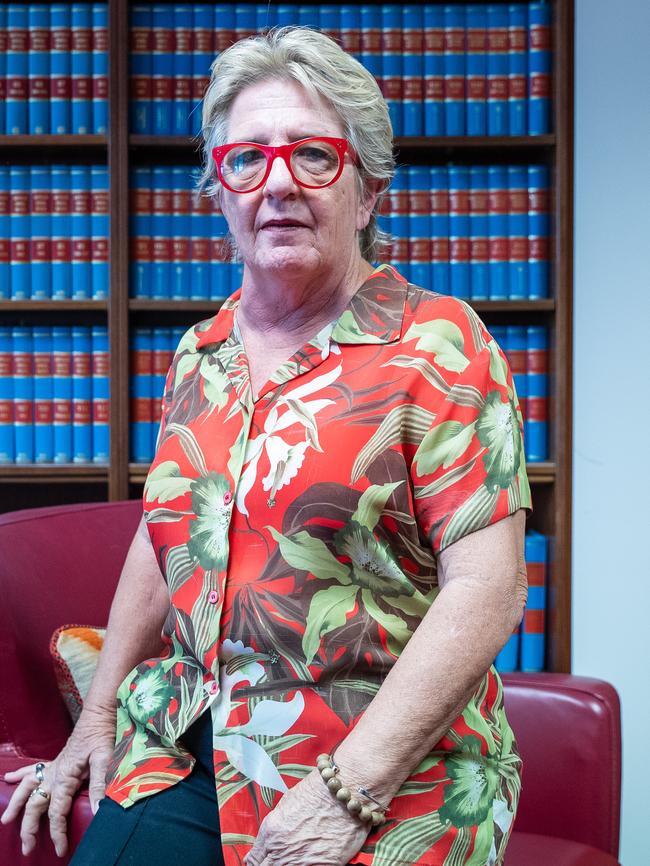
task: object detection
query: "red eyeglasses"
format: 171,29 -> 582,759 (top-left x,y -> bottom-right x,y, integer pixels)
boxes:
212,136 -> 357,194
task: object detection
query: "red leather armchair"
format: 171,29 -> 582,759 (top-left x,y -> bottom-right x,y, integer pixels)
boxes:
0,501 -> 622,866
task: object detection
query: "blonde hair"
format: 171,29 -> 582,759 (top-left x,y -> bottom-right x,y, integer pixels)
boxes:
197,26 -> 395,262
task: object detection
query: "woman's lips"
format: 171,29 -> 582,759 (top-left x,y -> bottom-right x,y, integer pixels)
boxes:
261,221 -> 309,230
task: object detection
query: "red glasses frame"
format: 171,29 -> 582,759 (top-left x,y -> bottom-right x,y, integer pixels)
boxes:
212,136 -> 357,193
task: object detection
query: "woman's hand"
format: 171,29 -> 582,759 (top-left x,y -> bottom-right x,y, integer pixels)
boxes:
0,706 -> 115,858
244,769 -> 371,866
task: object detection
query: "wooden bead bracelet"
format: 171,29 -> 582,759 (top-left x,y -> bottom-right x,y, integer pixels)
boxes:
316,753 -> 388,827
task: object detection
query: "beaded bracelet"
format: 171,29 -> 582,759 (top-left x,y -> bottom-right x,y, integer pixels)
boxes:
316,753 -> 388,827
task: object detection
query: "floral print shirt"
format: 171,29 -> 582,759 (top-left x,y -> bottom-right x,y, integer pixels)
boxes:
104,264 -> 532,866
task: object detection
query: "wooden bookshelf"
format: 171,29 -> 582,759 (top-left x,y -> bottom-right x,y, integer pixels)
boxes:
0,0 -> 573,672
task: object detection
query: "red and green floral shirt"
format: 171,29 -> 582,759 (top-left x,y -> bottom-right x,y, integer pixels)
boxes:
105,264 -> 532,866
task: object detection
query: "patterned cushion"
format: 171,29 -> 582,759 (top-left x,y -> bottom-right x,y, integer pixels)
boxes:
50,625 -> 106,723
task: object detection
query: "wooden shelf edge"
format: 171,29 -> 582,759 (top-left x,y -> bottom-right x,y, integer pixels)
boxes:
129,299 -> 225,312
0,464 -> 109,481
128,298 -> 554,313
0,134 -> 108,149
0,300 -> 109,312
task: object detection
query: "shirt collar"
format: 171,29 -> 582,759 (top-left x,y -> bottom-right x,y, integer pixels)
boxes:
195,263 -> 407,351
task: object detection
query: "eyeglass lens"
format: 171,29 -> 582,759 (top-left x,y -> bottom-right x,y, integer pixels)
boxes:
222,140 -> 341,190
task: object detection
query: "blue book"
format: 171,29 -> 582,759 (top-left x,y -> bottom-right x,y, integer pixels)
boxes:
381,5 -> 403,136
528,164 -> 550,298
72,325 -> 92,463
469,166 -> 489,300
360,5 -> 382,84
71,166 -> 92,299
131,327 -> 153,463
171,167 -> 191,300
526,325 -> 548,461
6,5 -> 29,135
50,4 -> 71,134
210,197 -> 229,301
91,325 -> 110,462
487,4 -> 509,135
191,5 -> 212,138
152,4 -> 174,134
274,5 -> 295,28
30,166 -> 51,299
408,166 -> 430,289
235,3 -> 256,42
488,165 -> 508,299
33,325 -> 54,463
214,4 -> 236,54
71,3 -> 93,134
53,326 -> 73,463
508,4 -> 527,136
0,327 -> 14,463
0,6 -> 6,135
528,1 -> 552,135
443,4 -> 465,135
299,5 -> 319,30
466,5 -> 487,135
430,167 -> 449,295
402,6 -> 424,136
12,326 -> 34,463
0,168 -> 10,299
340,5 -> 362,64
506,325 -> 527,445
92,3 -> 109,134
151,166 -> 172,299
28,4 -> 50,134
51,165 -> 72,300
521,530 -> 547,671
151,327 -> 168,451
10,167 -> 30,300
448,166 -> 470,299
390,167 -> 409,282
190,168 -> 211,300
423,5 -> 444,135
507,165 -> 528,299
259,3 -> 277,29
130,166 -> 152,298
495,626 -> 521,672
319,6 -> 340,44
173,5 -> 192,136
91,166 -> 109,299
130,5 -> 153,133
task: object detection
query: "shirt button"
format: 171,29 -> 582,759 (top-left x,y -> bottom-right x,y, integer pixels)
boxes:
207,589 -> 219,604
224,490 -> 232,505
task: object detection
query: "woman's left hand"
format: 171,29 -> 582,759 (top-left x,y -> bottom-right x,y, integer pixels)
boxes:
244,768 -> 371,866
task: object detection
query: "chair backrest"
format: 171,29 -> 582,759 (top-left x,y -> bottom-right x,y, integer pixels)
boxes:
502,672 -> 621,858
0,499 -> 142,758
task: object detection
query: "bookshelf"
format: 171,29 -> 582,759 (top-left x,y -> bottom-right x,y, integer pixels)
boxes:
0,0 -> 573,673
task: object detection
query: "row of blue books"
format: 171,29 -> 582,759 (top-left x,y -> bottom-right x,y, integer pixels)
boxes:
0,165 -> 109,301
130,2 -> 551,138
0,325 -> 109,464
0,4 -> 108,136
495,529 -> 547,672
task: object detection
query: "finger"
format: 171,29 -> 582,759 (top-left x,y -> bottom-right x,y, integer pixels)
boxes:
0,774 -> 44,825
3,764 -> 42,783
87,749 -> 110,815
19,790 -> 50,856
47,774 -> 81,858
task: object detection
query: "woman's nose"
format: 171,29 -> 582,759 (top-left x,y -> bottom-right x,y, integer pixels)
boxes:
263,155 -> 299,199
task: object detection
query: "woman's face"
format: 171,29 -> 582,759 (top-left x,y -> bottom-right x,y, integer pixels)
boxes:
219,78 -> 372,282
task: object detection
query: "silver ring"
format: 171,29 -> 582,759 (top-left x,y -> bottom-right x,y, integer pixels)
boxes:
29,786 -> 50,801
35,762 -> 46,784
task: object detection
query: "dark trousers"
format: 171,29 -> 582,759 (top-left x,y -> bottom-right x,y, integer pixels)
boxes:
70,711 -> 223,866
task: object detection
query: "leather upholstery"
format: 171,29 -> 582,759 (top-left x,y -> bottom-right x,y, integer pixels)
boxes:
0,501 -> 622,865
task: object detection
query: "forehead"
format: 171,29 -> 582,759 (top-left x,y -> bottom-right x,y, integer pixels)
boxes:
226,77 -> 345,142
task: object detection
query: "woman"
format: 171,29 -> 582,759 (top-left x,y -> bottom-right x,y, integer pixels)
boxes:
1,27 -> 531,866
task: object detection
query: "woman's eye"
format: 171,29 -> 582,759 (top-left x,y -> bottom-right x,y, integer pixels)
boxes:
231,149 -> 264,172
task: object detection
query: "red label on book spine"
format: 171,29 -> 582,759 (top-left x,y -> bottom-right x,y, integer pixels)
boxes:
173,189 -> 191,214
132,396 -> 152,423
53,353 -> 71,376
0,402 -> 12,424
71,77 -> 92,98
152,352 -> 170,377
425,78 -> 444,100
524,608 -> 545,633
527,561 -> 545,587
93,400 -> 110,423
488,78 -> 508,99
392,238 -> 408,261
10,240 -> 30,263
194,28 -> 212,52
6,77 -> 28,100
72,238 -> 91,262
470,189 -> 488,214
152,77 -> 173,99
424,29 -> 443,53
131,28 -> 151,52
51,75 -> 72,98
210,237 -> 228,262
153,189 -> 171,213
52,239 -> 71,262
52,190 -> 71,213
214,30 -> 235,52
34,401 -> 53,424
0,354 -> 11,376
528,349 -> 549,374
0,240 -> 9,264
450,238 -> 470,262
529,188 -> 550,212
53,401 -> 72,424
444,77 -> 465,100
73,400 -> 92,423
404,77 -> 424,100
431,238 -> 449,261
132,76 -> 152,98
0,191 -> 8,216
11,191 -> 29,216
191,238 -> 210,262
509,237 -> 528,261
467,77 -> 486,100
470,238 -> 489,262
71,190 -> 90,214
383,77 -> 402,99
152,238 -> 171,261
51,27 -> 71,51
94,27 -> 108,52
508,349 -> 526,375
172,238 -> 189,259
449,189 -> 470,214
509,75 -> 526,99
193,76 -> 209,100
530,25 -> 551,51
32,190 -> 50,214
72,28 -> 92,51
14,402 -> 33,424
33,353 -> 52,376
362,28 -> 381,52
381,28 -> 401,51
410,189 -> 429,215
132,237 -> 151,261
409,238 -> 430,262
174,77 -> 192,99
527,396 -> 548,421
29,78 -> 50,99
32,238 -> 50,261
73,353 -> 91,377
431,190 -> 449,214
489,189 -> 508,214
467,30 -> 486,51
530,73 -> 552,98
132,187 -> 151,213
91,238 -> 109,261
93,77 -> 109,99
92,190 -> 109,214
444,28 -> 464,53
488,29 -> 508,52
8,29 -> 28,51
341,31 -> 361,55
529,237 -> 549,260
509,27 -> 526,52
489,238 -> 508,261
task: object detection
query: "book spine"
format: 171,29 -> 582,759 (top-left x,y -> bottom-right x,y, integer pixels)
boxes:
51,165 -> 72,299
528,164 -> 550,298
151,166 -> 172,298
71,3 -> 93,134
10,166 -> 30,300
72,325 -> 92,462
71,165 -> 92,299
92,3 -> 109,134
402,5 -> 423,136
508,3 -> 527,135
214,4 -> 236,53
298,6 -> 318,30
13,326 -> 34,463
466,4 -> 487,136
408,166 -> 430,289
130,166 -> 151,298
361,5 -> 382,95
494,626 -> 520,672
381,5 -> 403,136
487,3 -> 509,135
389,167 -> 409,282
91,165 -> 110,299
33,325 -> 54,462
0,327 -> 14,463
28,4 -> 50,134
506,325 -> 528,439
235,3 -> 256,42
376,182 -> 392,266
448,165 -> 470,299
0,7 -> 6,135
210,194 -> 229,300
173,5 -> 192,136
508,164 -> 528,299
191,5 -> 213,138
91,324 -> 110,462
0,168 -> 10,299
423,5 -> 444,136
6,5 -> 29,135
130,327 -> 152,463
190,175 -> 211,300
318,6 -> 340,46
151,326 -> 169,452
275,5 -> 296,29
50,4 -> 71,134
526,324 -> 548,461
30,165 -> 51,299
130,5 -> 153,134
521,530 -> 547,670
340,6 -> 362,66
53,326 -> 73,463
430,166 -> 449,295
488,165 -> 508,299
152,4 -> 174,134
528,1 -> 552,135
469,166 -> 489,300
171,166 -> 191,300
443,4 -> 465,135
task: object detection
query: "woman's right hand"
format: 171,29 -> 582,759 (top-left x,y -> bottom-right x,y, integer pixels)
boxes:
1,706 -> 116,858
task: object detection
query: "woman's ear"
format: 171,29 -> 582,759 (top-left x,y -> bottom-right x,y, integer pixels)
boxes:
356,178 -> 385,231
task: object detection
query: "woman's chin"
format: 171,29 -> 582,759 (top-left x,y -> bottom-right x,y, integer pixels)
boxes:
255,244 -> 320,274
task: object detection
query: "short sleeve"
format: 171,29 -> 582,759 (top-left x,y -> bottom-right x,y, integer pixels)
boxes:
410,337 -> 532,555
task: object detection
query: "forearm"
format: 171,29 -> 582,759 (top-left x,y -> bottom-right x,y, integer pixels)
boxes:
83,515 -> 170,717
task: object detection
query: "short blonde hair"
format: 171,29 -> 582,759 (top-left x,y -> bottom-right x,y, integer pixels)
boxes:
197,26 -> 395,263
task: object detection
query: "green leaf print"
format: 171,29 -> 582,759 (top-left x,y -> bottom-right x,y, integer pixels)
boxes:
351,481 -> 404,531
414,420 -> 477,474
361,589 -> 412,655
144,460 -> 192,504
187,472 -> 232,571
124,664 -> 175,726
438,735 -> 499,829
404,320 -> 470,373
372,810 -> 450,866
334,522 -> 415,598
267,527 -> 352,584
476,392 -> 522,491
302,584 -> 359,665
487,340 -> 509,390
173,350 -> 201,389
201,359 -> 229,411
331,310 -> 385,344
382,355 -> 451,394
440,484 -> 500,551
465,812 -> 495,865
